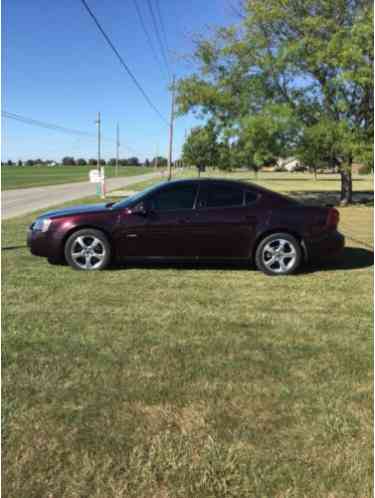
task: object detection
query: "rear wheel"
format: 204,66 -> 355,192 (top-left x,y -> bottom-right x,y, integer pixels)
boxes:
255,233 -> 302,276
64,229 -> 111,271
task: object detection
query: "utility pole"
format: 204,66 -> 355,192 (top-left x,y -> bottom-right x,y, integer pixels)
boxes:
155,143 -> 159,170
95,111 -> 105,198
167,75 -> 176,181
183,128 -> 188,169
116,122 -> 120,177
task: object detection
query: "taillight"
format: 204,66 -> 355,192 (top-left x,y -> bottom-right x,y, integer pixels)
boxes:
326,208 -> 339,229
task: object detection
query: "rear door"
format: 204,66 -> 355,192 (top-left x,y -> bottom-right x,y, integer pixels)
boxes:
194,182 -> 259,259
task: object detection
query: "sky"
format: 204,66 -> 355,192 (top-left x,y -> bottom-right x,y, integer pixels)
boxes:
1,0 -> 236,162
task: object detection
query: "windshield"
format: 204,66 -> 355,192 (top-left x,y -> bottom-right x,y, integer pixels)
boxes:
112,182 -> 165,209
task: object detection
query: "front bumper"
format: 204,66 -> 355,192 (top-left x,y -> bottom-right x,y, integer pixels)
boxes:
305,230 -> 345,263
27,228 -> 56,258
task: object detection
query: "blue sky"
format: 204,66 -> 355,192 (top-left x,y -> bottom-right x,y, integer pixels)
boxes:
1,0 -> 235,162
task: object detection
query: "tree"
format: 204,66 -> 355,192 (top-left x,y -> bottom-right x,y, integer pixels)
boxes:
76,158 -> 87,166
144,159 -> 150,166
176,0 -> 373,204
108,158 -> 117,166
182,124 -> 219,170
7,160 -> 14,166
26,159 -> 35,166
62,156 -> 75,166
88,158 -> 97,166
152,156 -> 167,167
119,159 -> 128,166
17,160 -> 23,167
128,157 -> 140,166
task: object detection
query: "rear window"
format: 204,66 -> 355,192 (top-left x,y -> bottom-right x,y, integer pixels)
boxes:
198,184 -> 244,208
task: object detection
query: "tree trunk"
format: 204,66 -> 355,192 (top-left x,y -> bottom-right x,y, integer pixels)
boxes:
340,163 -> 353,205
313,166 -> 318,181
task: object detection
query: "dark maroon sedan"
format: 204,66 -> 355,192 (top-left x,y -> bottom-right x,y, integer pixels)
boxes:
27,178 -> 344,275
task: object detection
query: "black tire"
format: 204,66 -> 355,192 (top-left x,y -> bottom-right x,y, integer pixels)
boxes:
47,256 -> 65,266
255,232 -> 302,276
64,228 -> 111,271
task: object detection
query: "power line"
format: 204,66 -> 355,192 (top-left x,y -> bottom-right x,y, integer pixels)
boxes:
2,110 -> 146,157
146,0 -> 171,81
79,0 -> 168,126
154,0 -> 171,68
2,111 -> 96,138
132,0 -> 168,80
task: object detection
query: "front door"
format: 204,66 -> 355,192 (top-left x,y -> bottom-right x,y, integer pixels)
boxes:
118,182 -> 199,259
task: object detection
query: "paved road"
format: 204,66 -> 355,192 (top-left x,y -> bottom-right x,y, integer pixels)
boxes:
2,172 -> 161,220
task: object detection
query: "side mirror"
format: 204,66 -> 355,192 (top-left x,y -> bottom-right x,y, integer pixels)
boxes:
131,202 -> 147,216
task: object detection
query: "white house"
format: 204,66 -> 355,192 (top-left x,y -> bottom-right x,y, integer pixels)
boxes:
276,157 -> 304,171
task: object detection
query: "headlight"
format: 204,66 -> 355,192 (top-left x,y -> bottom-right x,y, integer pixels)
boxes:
33,218 -> 52,232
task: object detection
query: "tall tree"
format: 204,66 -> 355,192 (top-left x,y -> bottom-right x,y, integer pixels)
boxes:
182,125 -> 220,169
128,157 -> 140,166
176,0 -> 373,204
62,156 -> 75,166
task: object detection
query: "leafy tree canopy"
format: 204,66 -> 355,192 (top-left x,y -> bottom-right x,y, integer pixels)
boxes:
176,0 -> 373,203
182,124 -> 220,168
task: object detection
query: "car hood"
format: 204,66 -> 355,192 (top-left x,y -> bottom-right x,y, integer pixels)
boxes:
38,203 -> 110,219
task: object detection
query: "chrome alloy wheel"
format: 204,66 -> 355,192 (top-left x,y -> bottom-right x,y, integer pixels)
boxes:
261,238 -> 297,274
70,235 -> 106,270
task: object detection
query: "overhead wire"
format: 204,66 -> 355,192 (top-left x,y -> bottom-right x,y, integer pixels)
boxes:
154,0 -> 171,69
79,0 -> 168,126
145,0 -> 171,82
2,111 -> 142,155
132,0 -> 168,81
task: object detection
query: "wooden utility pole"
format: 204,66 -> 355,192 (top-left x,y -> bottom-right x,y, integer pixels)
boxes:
116,122 -> 120,176
167,75 -> 176,181
95,111 -> 105,198
155,143 -> 159,169
96,112 -> 101,175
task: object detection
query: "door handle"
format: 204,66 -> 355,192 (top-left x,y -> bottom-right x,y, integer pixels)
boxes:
244,215 -> 257,223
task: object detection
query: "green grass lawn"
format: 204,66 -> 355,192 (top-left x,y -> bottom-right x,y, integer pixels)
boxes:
2,176 -> 373,497
1,165 -> 153,190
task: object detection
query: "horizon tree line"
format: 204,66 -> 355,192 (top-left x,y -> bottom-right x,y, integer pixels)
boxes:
1,156 -> 169,167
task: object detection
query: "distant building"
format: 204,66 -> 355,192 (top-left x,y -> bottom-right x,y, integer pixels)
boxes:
276,157 -> 305,172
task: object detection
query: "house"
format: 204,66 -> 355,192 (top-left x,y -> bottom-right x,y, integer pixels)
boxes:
276,157 -> 305,172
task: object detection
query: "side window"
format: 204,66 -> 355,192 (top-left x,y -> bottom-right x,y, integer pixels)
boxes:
245,190 -> 258,205
198,184 -> 244,208
149,184 -> 198,211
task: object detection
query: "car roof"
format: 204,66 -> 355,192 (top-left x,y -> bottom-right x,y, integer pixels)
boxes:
166,177 -> 253,188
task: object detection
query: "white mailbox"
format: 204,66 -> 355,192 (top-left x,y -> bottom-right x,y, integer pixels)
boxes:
89,169 -> 103,183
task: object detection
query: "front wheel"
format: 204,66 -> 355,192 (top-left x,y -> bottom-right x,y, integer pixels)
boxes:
255,233 -> 302,276
64,229 -> 111,271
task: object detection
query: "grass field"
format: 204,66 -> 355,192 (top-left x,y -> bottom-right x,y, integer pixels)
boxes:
2,173 -> 373,497
1,165 -> 152,190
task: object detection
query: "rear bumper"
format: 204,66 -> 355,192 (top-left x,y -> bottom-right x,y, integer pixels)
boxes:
305,230 -> 345,263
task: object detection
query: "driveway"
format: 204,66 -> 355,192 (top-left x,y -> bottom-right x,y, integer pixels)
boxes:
2,172 -> 161,220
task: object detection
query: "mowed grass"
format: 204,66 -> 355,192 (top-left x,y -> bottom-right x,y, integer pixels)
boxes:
2,178 -> 373,497
1,165 -> 153,190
